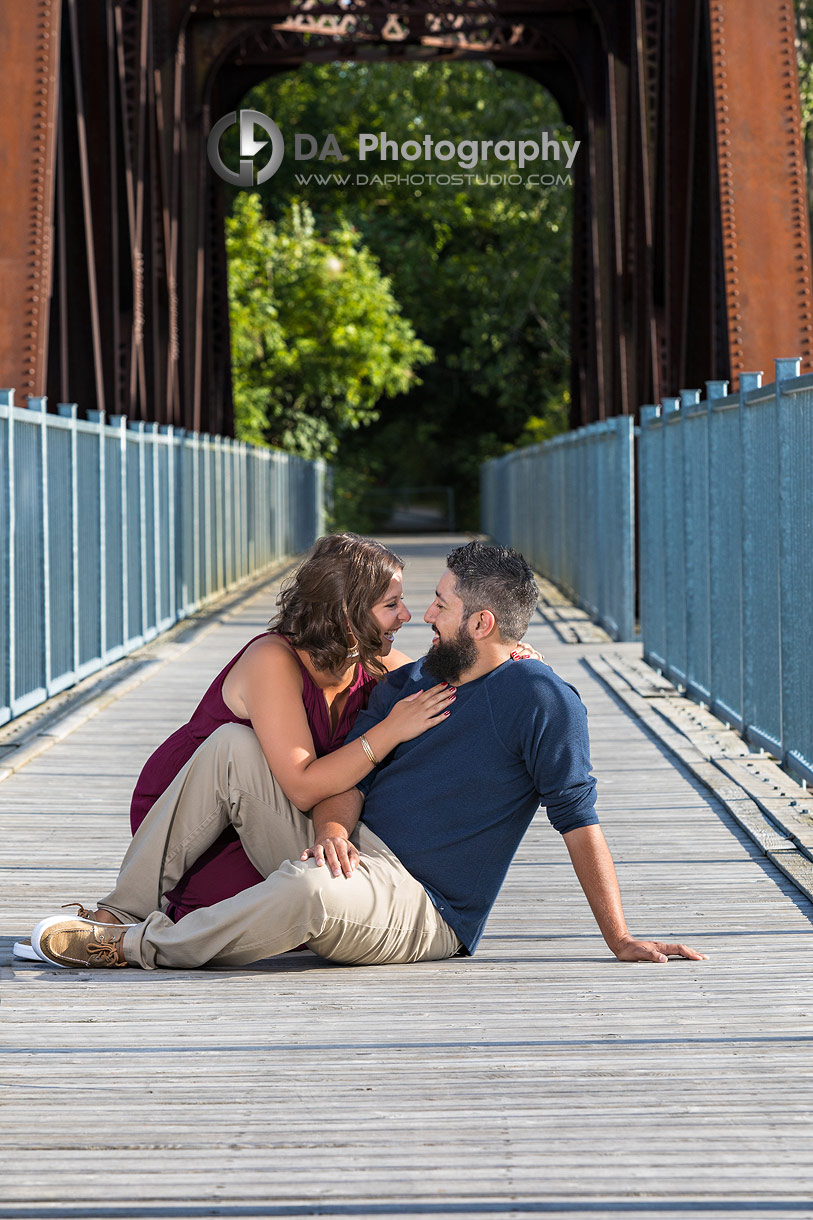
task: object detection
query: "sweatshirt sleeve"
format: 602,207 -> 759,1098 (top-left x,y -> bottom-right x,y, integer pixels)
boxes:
490,665 -> 599,834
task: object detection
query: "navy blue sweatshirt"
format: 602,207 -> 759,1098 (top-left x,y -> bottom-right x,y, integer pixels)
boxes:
347,657 -> 598,953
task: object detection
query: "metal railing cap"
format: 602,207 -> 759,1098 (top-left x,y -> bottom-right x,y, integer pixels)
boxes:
680,388 -> 704,415
739,371 -> 763,399
705,380 -> 729,402
774,357 -> 802,383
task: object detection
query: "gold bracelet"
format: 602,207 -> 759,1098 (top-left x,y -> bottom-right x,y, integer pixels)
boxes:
359,733 -> 380,767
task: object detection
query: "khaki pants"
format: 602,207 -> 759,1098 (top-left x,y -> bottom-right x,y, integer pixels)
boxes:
98,723 -> 461,970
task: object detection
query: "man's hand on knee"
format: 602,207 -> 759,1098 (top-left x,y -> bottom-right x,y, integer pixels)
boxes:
301,835 -> 359,878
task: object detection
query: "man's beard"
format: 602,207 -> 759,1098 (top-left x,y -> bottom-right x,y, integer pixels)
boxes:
422,624 -> 478,685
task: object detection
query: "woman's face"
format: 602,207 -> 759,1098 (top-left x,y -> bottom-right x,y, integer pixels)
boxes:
370,571 -> 411,655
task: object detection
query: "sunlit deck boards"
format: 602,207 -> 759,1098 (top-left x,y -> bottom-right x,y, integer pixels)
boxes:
2,536 -> 813,1219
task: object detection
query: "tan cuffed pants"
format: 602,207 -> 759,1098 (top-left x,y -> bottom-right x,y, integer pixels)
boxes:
98,723 -> 461,970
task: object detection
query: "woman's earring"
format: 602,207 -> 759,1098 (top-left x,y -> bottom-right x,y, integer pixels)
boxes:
346,634 -> 360,661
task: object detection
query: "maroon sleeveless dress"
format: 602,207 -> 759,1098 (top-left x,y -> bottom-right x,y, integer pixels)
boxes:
129,633 -> 379,921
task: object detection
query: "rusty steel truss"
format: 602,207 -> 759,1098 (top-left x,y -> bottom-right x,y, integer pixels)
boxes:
0,0 -> 810,432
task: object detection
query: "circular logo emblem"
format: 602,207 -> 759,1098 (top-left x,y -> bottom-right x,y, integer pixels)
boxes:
207,110 -> 285,186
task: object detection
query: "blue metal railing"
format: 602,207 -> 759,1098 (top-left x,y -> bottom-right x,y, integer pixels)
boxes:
480,417 -> 636,641
0,391 -> 327,726
639,359 -> 813,785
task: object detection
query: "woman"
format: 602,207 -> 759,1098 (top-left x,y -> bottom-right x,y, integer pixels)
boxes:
113,532 -> 451,923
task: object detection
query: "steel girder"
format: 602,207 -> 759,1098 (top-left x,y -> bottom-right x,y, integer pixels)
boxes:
0,1 -> 62,409
0,0 -> 810,431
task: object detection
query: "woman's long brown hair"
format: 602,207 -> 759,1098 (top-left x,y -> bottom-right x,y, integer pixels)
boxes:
268,534 -> 404,679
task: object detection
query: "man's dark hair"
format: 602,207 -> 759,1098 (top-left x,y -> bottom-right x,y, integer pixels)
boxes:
446,541 -> 539,643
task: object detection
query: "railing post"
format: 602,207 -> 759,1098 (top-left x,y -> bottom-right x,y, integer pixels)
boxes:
109,415 -> 128,647
143,421 -> 159,636
638,405 -> 661,666
660,397 -> 685,685
192,431 -> 201,607
272,450 -> 279,563
679,389 -> 706,699
1,390 -> 15,714
704,380 -> 729,719
130,421 -> 149,639
28,397 -> 51,694
152,423 -> 163,630
202,433 -> 212,600
242,441 -> 250,576
218,434 -> 229,590
617,414 -> 635,643
161,425 -> 176,625
175,428 -> 188,616
775,357 -> 804,778
213,434 -> 221,591
58,403 -> 80,679
738,371 -> 763,744
87,409 -> 108,664
231,437 -> 239,585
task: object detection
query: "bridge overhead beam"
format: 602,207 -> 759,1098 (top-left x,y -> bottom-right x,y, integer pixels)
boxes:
1,0 -> 811,431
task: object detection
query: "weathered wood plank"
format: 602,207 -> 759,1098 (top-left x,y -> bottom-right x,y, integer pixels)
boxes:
2,538 -> 813,1218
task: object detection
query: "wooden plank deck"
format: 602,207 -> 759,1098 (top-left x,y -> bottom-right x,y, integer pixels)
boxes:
2,536 -> 813,1220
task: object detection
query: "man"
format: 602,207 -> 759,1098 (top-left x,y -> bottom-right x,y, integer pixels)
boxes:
30,542 -> 706,969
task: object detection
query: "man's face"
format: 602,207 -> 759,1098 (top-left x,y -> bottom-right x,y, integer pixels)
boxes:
422,569 -> 478,683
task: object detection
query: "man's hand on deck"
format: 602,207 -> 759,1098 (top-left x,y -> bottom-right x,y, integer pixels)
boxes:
563,824 -> 708,964
301,834 -> 359,878
610,935 -> 708,964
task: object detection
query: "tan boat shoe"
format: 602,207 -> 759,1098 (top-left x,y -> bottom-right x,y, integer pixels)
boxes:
32,916 -> 128,968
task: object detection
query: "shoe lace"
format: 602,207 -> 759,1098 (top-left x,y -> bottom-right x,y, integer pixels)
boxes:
62,901 -> 93,919
87,939 -> 123,966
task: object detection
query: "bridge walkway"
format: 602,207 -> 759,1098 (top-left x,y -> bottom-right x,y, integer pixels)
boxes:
2,535 -> 812,1219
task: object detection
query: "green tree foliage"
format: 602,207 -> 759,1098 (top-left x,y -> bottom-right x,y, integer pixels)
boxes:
240,61 -> 573,525
797,0 -> 813,214
226,192 -> 432,458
